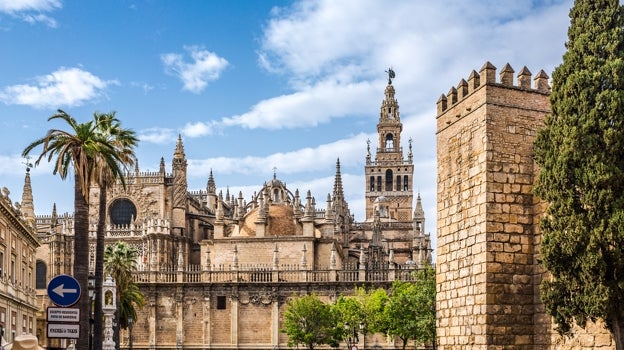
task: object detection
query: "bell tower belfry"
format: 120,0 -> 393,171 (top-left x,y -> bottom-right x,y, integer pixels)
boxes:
365,69 -> 414,221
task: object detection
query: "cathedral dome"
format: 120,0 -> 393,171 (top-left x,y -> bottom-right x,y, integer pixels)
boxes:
374,196 -> 388,204
240,204 -> 297,236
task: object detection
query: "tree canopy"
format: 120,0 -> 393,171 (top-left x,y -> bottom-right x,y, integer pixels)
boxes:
533,0 -> 624,348
104,242 -> 145,329
281,267 -> 436,350
22,110 -> 135,349
281,294 -> 340,350
384,267 -> 436,350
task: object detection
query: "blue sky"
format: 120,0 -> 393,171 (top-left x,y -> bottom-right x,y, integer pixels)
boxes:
0,0 -> 573,252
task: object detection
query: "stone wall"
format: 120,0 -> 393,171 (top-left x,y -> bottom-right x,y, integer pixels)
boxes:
436,62 -> 550,349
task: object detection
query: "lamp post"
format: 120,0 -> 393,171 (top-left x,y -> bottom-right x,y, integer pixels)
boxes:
344,322 -> 364,350
128,315 -> 133,350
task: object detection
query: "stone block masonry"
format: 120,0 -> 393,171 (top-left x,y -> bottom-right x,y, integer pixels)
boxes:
436,62 -> 550,349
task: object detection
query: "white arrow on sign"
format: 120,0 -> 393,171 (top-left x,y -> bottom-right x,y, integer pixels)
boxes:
52,284 -> 78,297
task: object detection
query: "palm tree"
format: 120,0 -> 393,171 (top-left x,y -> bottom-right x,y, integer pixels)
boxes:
89,113 -> 137,350
90,113 -> 138,350
104,242 -> 145,336
22,110 -> 131,349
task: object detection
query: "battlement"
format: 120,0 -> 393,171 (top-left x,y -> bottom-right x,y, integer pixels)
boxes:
436,61 -> 550,116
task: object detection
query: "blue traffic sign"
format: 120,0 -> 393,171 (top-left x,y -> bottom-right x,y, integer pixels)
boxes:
47,274 -> 81,307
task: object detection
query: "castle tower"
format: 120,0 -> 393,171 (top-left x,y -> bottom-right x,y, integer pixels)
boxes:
172,135 -> 188,236
365,71 -> 414,221
436,62 -> 550,349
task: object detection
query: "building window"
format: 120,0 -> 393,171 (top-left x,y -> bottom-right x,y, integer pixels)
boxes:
385,169 -> 393,191
385,133 -> 394,149
217,296 -> 226,310
369,176 -> 375,192
396,175 -> 401,191
376,176 -> 382,192
403,175 -> 409,191
35,261 -> 46,289
109,199 -> 137,226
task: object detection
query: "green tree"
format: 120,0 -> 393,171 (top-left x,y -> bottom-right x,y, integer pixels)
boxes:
91,113 -> 138,350
358,287 -> 389,335
384,267 -> 436,350
281,294 -> 340,350
22,110 -> 130,349
104,241 -> 144,328
532,1 -> 624,348
332,294 -> 365,346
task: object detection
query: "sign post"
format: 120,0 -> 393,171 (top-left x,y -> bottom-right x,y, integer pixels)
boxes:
46,275 -> 81,340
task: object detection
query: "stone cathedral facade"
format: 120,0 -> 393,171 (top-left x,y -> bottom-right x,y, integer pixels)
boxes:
30,80 -> 432,349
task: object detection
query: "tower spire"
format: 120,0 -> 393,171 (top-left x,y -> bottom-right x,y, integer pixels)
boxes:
333,158 -> 344,200
21,161 -> 35,228
207,169 -> 216,194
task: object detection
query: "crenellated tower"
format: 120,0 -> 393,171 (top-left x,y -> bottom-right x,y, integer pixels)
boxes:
365,71 -> 414,221
436,62 -> 551,349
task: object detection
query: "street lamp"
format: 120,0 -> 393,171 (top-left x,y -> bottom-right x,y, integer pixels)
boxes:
344,322 -> 364,350
128,315 -> 133,350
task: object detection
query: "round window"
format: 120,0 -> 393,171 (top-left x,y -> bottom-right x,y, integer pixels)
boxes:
109,199 -> 137,226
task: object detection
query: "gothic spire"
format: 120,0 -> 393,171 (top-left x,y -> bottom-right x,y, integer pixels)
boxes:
207,169 -> 216,194
174,134 -> 185,158
332,158 -> 344,200
21,166 -> 35,228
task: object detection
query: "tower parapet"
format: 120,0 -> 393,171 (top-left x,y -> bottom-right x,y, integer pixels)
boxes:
436,62 -> 551,349
437,62 -> 550,127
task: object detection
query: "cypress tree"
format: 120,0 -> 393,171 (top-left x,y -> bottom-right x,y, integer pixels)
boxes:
533,0 -> 624,348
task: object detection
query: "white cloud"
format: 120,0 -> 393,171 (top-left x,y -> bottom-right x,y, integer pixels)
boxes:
161,46 -> 229,94
0,67 -> 118,108
0,0 -> 61,27
188,132 -> 368,177
138,127 -> 177,145
221,80 -> 377,129
0,0 -> 61,12
130,81 -> 155,95
181,121 -> 217,138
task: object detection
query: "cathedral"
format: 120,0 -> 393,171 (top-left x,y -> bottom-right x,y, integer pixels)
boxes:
30,79 -> 432,349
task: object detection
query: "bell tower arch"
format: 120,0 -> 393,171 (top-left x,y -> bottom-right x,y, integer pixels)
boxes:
365,70 -> 414,221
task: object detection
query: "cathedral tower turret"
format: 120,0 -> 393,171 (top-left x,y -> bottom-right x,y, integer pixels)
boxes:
365,69 -> 414,221
21,163 -> 36,228
172,135 -> 187,235
206,169 -> 217,211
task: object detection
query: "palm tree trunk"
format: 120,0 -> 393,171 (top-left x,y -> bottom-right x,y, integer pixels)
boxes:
73,174 -> 91,350
613,311 -> 624,350
93,185 -> 107,350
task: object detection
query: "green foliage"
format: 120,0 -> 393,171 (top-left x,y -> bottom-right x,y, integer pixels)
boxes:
104,242 -> 145,329
332,294 -> 366,343
533,0 -> 624,345
22,110 -> 137,350
281,294 -> 340,350
384,267 -> 436,350
357,287 -> 389,335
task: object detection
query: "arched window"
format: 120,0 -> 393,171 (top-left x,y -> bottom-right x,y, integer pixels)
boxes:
396,175 -> 401,191
109,198 -> 137,226
369,176 -> 375,192
273,189 -> 279,202
385,169 -> 393,191
376,176 -> 382,191
35,260 -> 46,289
385,134 -> 394,149
403,175 -> 409,191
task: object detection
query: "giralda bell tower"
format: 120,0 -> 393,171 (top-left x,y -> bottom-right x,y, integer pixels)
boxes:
365,69 -> 414,221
